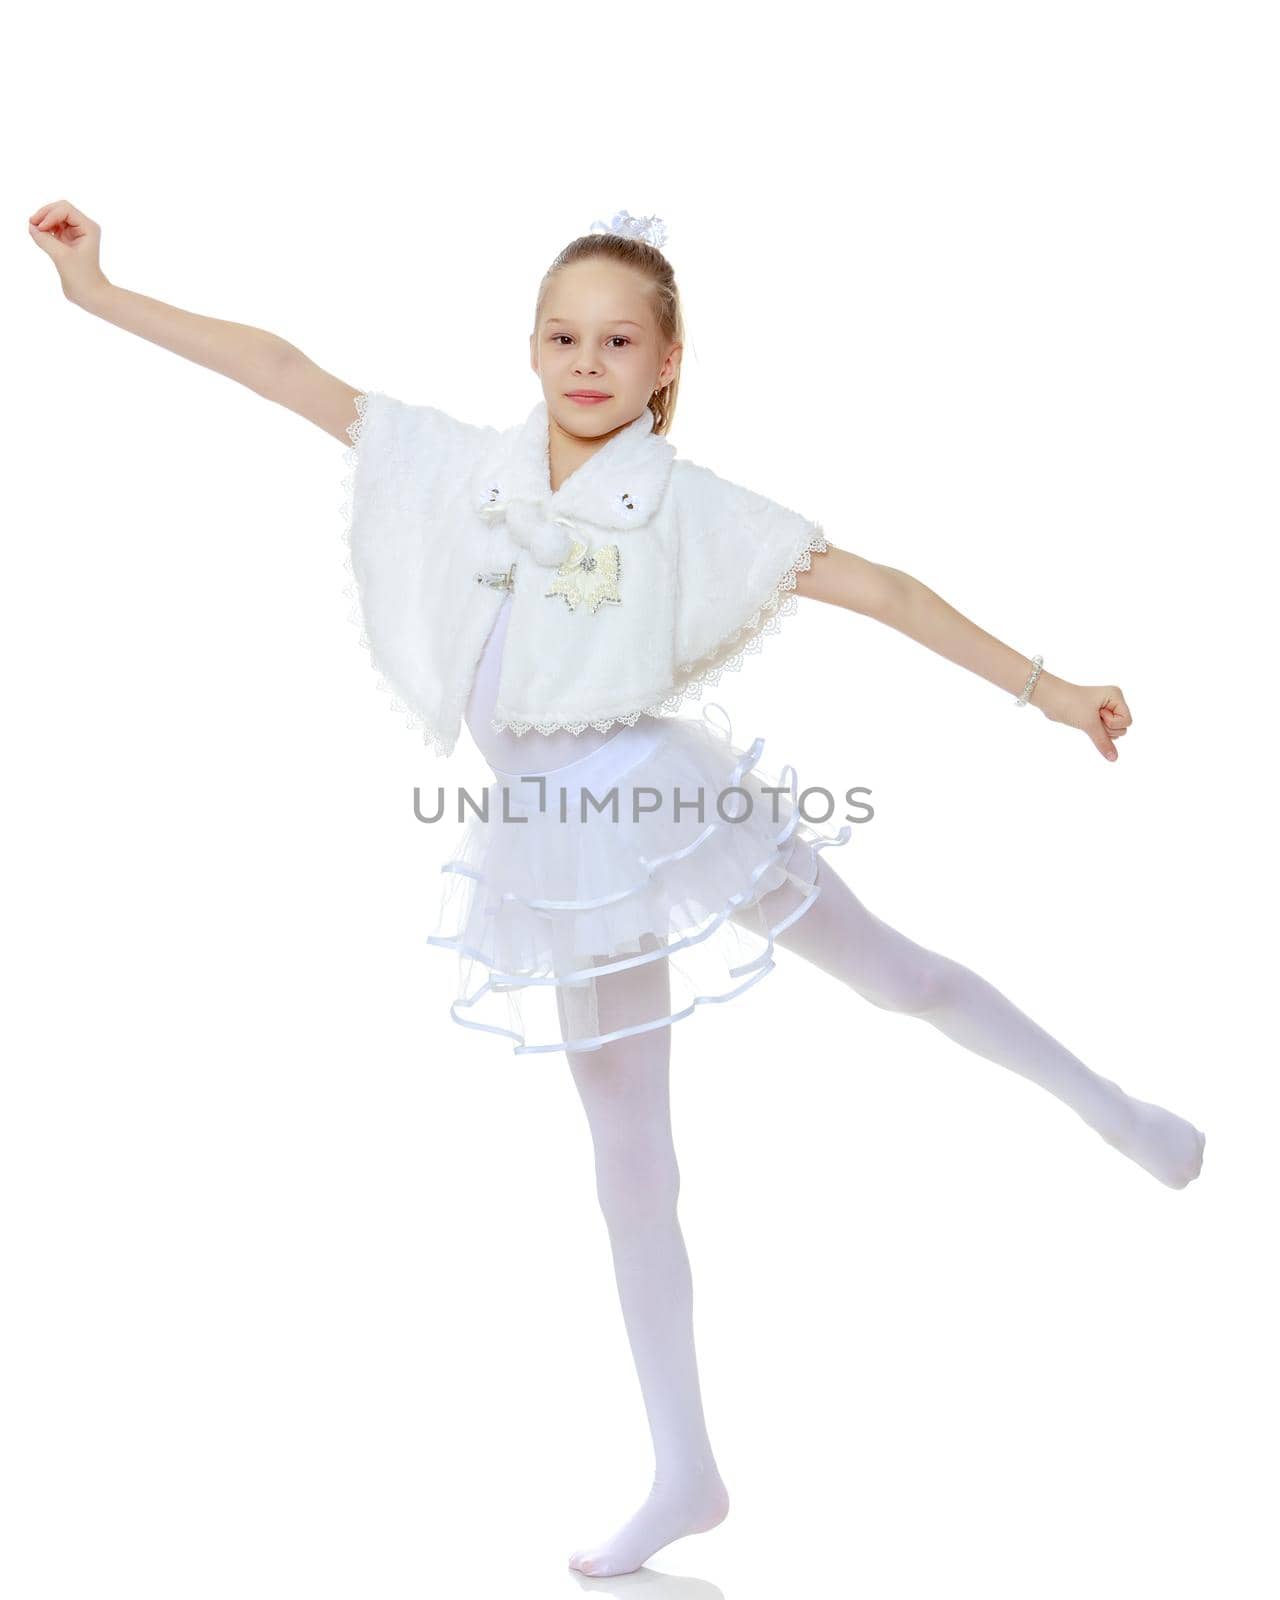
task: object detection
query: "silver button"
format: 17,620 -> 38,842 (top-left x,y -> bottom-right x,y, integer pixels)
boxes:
474,564 -> 515,590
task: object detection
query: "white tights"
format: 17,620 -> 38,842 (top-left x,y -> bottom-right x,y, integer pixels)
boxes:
558,849 -> 1206,1577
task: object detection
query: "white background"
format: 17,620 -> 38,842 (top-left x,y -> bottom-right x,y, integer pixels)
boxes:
4,2 -> 1276,1595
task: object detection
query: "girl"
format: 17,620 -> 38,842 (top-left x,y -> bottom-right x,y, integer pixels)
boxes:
30,200 -> 1206,1579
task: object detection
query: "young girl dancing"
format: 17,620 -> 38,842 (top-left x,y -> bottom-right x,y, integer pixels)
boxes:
30,200 -> 1206,1579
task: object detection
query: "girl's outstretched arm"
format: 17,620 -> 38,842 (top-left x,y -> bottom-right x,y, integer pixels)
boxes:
795,544 -> 1132,761
28,199 -> 360,444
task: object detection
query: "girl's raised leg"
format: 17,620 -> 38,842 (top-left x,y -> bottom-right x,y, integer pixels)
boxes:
736,844 -> 1205,1188
557,942 -> 730,1578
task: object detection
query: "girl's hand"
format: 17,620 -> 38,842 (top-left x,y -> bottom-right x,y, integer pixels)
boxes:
28,199 -> 108,305
1036,678 -> 1133,762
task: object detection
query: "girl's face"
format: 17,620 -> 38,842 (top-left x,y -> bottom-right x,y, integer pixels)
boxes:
531,258 -> 680,438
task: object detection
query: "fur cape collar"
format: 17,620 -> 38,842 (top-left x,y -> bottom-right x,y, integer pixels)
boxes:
468,400 -> 677,567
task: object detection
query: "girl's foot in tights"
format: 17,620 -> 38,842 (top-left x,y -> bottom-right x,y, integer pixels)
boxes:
1095,1093 -> 1206,1189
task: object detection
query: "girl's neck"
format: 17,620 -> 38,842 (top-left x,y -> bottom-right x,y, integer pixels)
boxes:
547,413 -> 630,494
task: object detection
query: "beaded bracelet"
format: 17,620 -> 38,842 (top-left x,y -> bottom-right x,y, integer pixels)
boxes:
1015,654 -> 1044,707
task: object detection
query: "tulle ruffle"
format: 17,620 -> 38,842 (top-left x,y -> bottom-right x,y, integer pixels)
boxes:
425,702 -> 853,1054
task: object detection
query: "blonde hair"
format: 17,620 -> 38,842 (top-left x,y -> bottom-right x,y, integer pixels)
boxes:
533,231 -> 684,436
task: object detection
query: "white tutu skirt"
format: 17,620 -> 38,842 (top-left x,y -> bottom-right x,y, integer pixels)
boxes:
426,702 -> 854,1054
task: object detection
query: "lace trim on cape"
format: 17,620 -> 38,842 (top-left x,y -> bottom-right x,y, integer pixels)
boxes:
489,527 -> 830,738
339,390 -> 454,757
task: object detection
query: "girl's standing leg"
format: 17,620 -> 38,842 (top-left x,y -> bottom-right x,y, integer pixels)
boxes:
557,940 -> 730,1578
735,845 -> 1205,1188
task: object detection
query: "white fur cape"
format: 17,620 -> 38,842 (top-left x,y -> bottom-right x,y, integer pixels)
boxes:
339,391 -> 830,757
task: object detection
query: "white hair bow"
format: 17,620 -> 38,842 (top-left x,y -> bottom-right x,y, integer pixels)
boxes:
477,496 -> 578,568
588,209 -> 668,249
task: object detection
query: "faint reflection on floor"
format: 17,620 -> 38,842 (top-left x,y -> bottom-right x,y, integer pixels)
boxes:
566,1568 -> 725,1598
